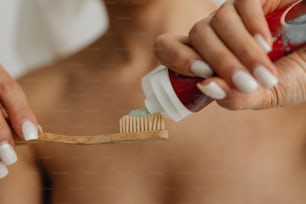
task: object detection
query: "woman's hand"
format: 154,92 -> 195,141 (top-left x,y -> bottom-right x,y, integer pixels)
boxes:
154,0 -> 306,110
0,65 -> 39,179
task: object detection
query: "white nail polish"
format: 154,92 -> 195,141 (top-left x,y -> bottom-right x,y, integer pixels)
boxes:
254,65 -> 279,89
0,142 -> 17,165
254,34 -> 272,53
21,121 -> 38,141
197,82 -> 226,100
38,125 -> 44,132
232,70 -> 259,94
190,60 -> 214,78
0,162 -> 8,179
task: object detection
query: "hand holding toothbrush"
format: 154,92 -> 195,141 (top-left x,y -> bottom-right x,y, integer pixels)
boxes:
0,65 -> 39,179
154,0 -> 306,110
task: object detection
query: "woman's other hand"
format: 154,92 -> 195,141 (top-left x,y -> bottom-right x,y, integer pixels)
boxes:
154,0 -> 306,110
0,65 -> 39,179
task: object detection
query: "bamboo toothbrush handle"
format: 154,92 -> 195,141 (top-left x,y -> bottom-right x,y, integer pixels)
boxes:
15,130 -> 168,145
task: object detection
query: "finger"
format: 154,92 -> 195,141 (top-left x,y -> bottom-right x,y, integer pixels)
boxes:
0,66 -> 38,141
0,142 -> 17,166
210,3 -> 279,89
0,162 -> 8,179
189,19 -> 259,94
268,47 -> 306,107
197,76 -> 270,110
197,77 -> 230,100
234,0 -> 272,46
196,77 -> 258,110
0,112 -> 18,166
154,34 -> 213,78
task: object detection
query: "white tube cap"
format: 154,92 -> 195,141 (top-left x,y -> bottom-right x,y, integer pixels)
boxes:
142,66 -> 192,121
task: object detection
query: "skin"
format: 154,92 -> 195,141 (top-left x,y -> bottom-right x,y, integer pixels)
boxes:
0,66 -> 39,143
155,0 -> 306,109
0,0 -> 306,203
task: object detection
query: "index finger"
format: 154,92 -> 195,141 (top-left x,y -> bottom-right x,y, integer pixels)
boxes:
154,34 -> 213,78
233,0 -> 273,48
0,66 -> 38,141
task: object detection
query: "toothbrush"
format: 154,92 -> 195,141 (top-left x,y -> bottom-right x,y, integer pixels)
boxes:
15,113 -> 168,145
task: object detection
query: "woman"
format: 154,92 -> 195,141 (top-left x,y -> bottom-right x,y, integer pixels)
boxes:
0,0 -> 306,203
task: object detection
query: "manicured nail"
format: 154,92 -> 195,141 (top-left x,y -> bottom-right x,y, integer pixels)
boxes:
38,125 -> 44,132
197,82 -> 226,100
0,162 -> 8,179
0,142 -> 17,165
190,60 -> 213,78
232,70 -> 258,94
254,34 -> 272,53
21,121 -> 38,141
254,65 -> 279,89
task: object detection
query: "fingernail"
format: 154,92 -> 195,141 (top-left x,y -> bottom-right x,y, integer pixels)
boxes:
254,34 -> 272,53
38,125 -> 43,132
190,60 -> 213,78
0,142 -> 17,165
254,65 -> 279,89
0,162 -> 8,179
232,70 -> 258,94
197,82 -> 226,100
21,121 -> 38,141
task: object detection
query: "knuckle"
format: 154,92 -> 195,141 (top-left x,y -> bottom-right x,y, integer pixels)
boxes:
189,23 -> 201,37
154,34 -> 169,45
214,52 -> 237,71
211,5 -> 229,25
154,34 -> 169,50
154,36 -> 164,58
239,46 -> 263,66
180,54 -> 195,71
0,123 -> 12,139
154,34 -> 172,60
189,25 -> 200,42
173,49 -> 191,68
189,21 -> 208,44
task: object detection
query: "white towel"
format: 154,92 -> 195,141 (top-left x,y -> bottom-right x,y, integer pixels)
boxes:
16,0 -> 108,69
0,0 -> 223,78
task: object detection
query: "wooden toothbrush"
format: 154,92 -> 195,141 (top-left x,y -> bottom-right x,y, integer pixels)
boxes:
15,113 -> 168,145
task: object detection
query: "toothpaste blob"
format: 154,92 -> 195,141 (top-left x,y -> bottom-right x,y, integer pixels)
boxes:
129,109 -> 150,117
142,0 -> 306,121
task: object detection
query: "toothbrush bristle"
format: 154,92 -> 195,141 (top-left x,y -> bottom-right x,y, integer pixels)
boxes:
119,113 -> 165,133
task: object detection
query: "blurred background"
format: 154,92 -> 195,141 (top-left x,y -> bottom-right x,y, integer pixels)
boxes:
0,0 -> 224,78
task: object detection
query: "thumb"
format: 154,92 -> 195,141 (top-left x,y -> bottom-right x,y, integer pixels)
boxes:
268,47 -> 306,107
